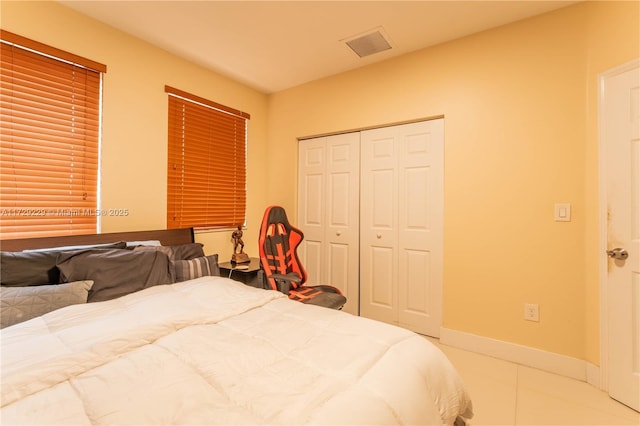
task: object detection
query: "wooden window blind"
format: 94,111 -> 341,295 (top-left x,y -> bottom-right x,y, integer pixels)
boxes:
166,86 -> 249,230
0,31 -> 105,240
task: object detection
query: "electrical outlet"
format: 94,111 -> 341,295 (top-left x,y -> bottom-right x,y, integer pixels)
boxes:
524,303 -> 540,322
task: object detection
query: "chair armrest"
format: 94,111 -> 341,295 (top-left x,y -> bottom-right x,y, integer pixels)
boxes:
269,272 -> 301,294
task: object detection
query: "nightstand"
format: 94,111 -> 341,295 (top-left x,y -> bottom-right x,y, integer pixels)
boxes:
219,257 -> 264,288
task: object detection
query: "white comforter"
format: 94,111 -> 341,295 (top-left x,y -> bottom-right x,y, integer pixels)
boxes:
1,277 -> 473,425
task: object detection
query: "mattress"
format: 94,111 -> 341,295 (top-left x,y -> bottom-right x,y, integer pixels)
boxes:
0,276 -> 473,425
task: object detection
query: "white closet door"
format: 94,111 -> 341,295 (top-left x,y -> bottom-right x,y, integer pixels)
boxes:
324,133 -> 360,314
359,127 -> 399,325
298,137 -> 326,285
360,119 -> 444,336
298,133 -> 360,314
397,120 -> 444,336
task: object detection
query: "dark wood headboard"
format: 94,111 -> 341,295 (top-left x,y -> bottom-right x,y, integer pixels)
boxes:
0,228 -> 195,252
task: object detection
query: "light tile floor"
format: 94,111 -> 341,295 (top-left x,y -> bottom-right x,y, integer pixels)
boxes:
427,338 -> 640,425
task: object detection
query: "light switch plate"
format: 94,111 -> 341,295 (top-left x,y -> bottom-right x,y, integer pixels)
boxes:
554,203 -> 571,222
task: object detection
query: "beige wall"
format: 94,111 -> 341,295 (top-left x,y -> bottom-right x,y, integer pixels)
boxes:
267,1 -> 639,363
2,1 -> 638,364
1,0 -> 270,260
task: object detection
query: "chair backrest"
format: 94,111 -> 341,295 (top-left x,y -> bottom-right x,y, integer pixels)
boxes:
258,206 -> 307,291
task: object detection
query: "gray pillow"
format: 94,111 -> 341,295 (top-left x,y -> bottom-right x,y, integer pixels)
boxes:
133,243 -> 204,261
173,254 -> 219,282
0,280 -> 93,328
56,249 -> 174,302
0,251 -> 60,286
0,242 -> 127,287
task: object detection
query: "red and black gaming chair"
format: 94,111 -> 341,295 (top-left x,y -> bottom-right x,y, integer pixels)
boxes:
258,205 -> 346,310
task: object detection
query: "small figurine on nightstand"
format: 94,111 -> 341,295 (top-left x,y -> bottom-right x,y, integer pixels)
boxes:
231,226 -> 250,264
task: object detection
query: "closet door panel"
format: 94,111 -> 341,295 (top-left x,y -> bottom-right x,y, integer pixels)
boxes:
325,172 -> 355,305
325,133 -> 360,313
298,133 -> 360,314
327,242 -> 350,302
303,240 -> 323,285
361,120 -> 443,337
301,174 -> 323,226
398,248 -> 431,330
362,128 -> 398,244
361,245 -> 396,324
397,120 -> 444,336
328,173 -> 350,226
360,127 -> 399,324
298,138 -> 327,283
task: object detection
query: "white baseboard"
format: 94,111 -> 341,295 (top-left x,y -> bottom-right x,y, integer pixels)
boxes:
586,362 -> 603,390
440,327 -> 602,387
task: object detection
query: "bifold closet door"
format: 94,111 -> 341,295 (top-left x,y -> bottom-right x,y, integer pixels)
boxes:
297,132 -> 360,314
360,119 -> 444,336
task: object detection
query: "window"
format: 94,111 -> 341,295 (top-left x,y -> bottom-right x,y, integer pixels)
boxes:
166,86 -> 249,230
0,30 -> 105,239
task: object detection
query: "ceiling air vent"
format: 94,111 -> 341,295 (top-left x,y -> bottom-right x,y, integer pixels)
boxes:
343,27 -> 393,58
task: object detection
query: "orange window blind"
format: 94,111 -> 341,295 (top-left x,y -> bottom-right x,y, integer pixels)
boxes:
166,86 -> 249,230
0,31 -> 105,240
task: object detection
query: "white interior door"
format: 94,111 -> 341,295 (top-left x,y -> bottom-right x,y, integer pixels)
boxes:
298,133 -> 360,315
601,59 -> 640,412
360,119 -> 444,336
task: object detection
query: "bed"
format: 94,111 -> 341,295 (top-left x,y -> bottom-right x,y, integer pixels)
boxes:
0,228 -> 473,425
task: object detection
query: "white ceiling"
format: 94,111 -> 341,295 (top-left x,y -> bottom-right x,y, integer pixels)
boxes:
59,1 -> 578,94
